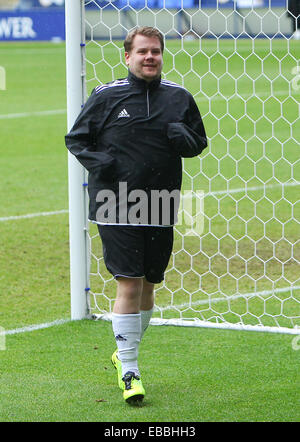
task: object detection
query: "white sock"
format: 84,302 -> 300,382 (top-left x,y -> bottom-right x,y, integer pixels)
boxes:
140,308 -> 154,340
112,312 -> 141,377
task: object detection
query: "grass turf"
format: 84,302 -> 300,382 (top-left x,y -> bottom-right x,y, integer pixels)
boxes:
1,320 -> 300,422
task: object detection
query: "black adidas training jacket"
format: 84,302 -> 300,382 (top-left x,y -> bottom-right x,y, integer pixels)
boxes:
65,70 -> 207,226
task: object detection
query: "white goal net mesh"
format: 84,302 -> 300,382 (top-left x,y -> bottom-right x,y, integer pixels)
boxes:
83,0 -> 300,333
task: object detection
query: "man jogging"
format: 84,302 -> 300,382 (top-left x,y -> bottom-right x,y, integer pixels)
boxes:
65,26 -> 207,404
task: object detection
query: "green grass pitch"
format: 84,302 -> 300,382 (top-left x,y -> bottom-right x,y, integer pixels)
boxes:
0,39 -> 299,422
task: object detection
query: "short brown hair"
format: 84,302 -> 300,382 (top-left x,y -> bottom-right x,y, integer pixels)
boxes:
124,26 -> 164,53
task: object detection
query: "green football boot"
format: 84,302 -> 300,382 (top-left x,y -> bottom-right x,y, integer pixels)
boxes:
122,371 -> 145,404
111,350 -> 125,390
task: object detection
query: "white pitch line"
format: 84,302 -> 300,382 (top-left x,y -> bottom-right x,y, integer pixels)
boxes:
0,109 -> 66,120
158,285 -> 300,312
3,287 -> 299,337
196,90 -> 299,103
1,319 -> 71,336
0,90 -> 297,119
0,209 -> 68,222
1,181 -> 299,223
205,180 -> 300,197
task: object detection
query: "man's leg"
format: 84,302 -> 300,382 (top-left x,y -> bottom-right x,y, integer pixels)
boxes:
111,277 -> 146,403
112,277 -> 143,376
97,225 -> 146,402
140,278 -> 154,339
112,278 -> 154,375
114,277 -> 143,314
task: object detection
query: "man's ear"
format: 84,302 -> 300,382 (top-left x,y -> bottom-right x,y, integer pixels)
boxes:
124,52 -> 130,66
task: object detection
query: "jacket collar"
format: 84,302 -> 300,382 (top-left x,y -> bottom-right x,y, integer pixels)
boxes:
127,70 -> 161,90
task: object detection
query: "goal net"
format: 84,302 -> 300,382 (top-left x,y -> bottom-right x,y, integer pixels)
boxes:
66,0 -> 300,334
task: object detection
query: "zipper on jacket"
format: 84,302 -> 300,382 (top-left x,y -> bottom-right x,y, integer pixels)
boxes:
146,87 -> 150,117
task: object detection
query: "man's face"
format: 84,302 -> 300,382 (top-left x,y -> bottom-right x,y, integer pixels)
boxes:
125,34 -> 163,82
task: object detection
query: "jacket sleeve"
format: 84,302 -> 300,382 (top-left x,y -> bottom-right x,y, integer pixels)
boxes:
65,89 -> 115,175
167,92 -> 207,158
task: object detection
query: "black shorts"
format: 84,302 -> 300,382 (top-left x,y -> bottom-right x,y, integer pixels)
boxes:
97,224 -> 174,284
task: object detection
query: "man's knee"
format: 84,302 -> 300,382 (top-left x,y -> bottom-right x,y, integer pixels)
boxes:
117,277 -> 143,299
142,278 -> 155,296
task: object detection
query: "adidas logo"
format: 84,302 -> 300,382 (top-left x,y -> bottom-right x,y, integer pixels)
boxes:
118,108 -> 130,118
115,334 -> 127,341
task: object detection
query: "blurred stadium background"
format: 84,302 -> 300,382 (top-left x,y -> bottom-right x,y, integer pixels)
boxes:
0,0 -> 299,42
